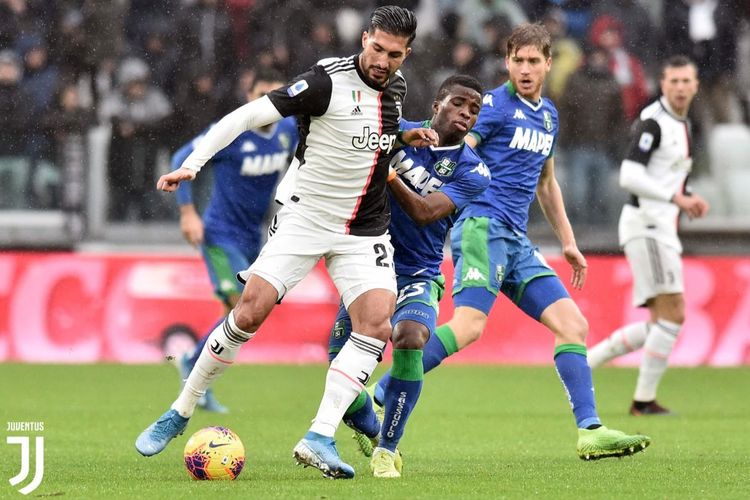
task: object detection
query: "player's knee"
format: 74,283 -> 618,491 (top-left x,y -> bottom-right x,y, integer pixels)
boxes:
451,312 -> 487,348
392,321 -> 429,350
653,294 -> 685,325
556,313 -> 588,344
356,313 -> 393,342
231,300 -> 268,333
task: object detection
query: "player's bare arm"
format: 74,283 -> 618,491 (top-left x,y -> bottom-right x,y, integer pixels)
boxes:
157,96 -> 283,193
536,157 -> 587,289
387,173 -> 455,225
178,204 -> 204,246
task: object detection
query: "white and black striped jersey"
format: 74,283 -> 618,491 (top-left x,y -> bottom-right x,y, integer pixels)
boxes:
268,56 -> 406,236
619,97 -> 693,252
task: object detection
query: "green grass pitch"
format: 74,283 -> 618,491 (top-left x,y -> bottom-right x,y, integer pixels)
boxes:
2,363 -> 749,499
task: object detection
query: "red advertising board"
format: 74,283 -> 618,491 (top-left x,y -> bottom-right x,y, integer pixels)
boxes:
0,252 -> 748,365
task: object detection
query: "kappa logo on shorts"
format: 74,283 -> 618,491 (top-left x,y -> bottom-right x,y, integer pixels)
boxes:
464,267 -> 485,282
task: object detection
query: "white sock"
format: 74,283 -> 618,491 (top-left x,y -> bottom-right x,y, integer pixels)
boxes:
634,319 -> 681,401
309,332 -> 385,437
171,312 -> 254,417
588,322 -> 649,368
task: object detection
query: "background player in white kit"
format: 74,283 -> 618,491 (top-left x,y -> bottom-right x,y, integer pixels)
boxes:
588,56 -> 709,415
135,5 -> 438,479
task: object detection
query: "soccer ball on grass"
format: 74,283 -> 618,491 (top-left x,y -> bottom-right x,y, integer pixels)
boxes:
183,426 -> 245,480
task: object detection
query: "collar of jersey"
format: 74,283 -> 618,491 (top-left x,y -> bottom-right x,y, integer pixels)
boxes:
419,119 -> 464,151
504,81 -> 543,111
658,96 -> 688,122
251,122 -> 279,139
355,53 -> 388,91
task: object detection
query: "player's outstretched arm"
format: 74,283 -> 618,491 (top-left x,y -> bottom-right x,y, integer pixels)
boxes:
536,157 -> 587,289
157,167 -> 197,192
387,169 -> 455,225
180,96 -> 283,173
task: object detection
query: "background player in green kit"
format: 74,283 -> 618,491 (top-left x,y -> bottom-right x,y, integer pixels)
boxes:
368,23 -> 651,461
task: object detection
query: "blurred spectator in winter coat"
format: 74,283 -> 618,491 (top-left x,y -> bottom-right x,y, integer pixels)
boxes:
542,7 -> 583,103
663,0 -> 741,125
0,49 -> 33,208
171,63 -> 224,147
17,34 -> 58,160
589,14 -> 649,122
99,57 -> 172,221
41,83 -> 94,233
175,0 -> 234,87
558,44 -> 625,225
593,0 -> 658,72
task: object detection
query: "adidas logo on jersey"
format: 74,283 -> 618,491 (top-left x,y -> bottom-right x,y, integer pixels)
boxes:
351,105 -> 362,116
513,109 -> 526,120
464,267 -> 485,281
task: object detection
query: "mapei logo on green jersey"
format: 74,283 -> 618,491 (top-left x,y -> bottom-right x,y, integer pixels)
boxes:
543,111 -> 553,132
434,157 -> 456,177
509,127 -> 554,155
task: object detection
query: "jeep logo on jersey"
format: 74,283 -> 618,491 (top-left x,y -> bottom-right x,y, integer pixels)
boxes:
543,111 -> 553,132
508,127 -> 554,156
352,126 -> 397,154
434,158 -> 456,177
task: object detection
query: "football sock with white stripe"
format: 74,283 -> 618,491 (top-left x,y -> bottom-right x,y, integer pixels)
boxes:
634,319 -> 681,402
187,317 -> 224,369
587,321 -> 649,368
309,332 -> 385,437
374,325 -> 457,405
554,344 -> 601,429
171,312 -> 254,418
379,349 -> 423,453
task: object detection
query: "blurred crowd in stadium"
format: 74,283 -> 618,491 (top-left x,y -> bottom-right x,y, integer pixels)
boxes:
0,0 -> 749,233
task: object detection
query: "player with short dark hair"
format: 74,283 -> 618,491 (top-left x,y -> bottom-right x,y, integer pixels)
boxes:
135,5 -> 435,479
588,56 -> 709,415
329,74 -> 489,477
170,69 -> 297,414
362,23 -> 651,462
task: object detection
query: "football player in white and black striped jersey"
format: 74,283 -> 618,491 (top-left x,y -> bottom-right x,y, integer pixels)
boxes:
588,56 -> 710,416
136,5 -> 439,479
